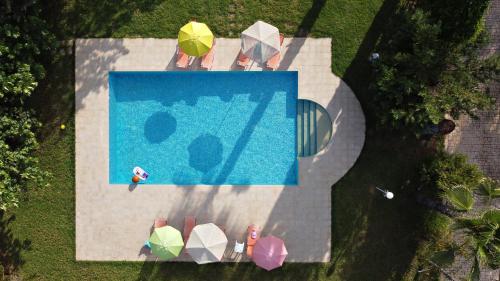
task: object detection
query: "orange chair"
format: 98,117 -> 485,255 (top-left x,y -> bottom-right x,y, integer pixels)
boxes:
176,47 -> 189,69
237,50 -> 250,68
183,216 -> 196,242
246,224 -> 260,257
154,218 -> 167,228
266,33 -> 285,70
200,41 -> 216,70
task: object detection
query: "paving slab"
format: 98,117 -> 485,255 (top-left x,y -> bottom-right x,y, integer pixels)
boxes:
75,38 -> 365,262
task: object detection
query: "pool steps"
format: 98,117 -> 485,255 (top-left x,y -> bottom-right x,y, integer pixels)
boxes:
297,99 -> 332,157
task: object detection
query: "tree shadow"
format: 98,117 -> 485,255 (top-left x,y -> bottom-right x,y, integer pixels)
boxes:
295,0 -> 326,37
328,134 -> 428,280
28,43 -> 75,139
0,211 -> 32,276
278,0 -> 326,71
324,0 -> 429,279
40,0 -> 163,38
342,0 -> 400,126
76,39 -> 130,113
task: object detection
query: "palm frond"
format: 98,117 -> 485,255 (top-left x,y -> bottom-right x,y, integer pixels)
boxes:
477,178 -> 500,201
442,185 -> 474,211
457,210 -> 500,271
467,254 -> 480,281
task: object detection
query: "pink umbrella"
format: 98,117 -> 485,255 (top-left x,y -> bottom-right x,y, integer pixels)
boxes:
252,235 -> 288,271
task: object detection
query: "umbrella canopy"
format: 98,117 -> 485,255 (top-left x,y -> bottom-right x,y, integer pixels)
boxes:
149,226 -> 184,260
186,223 -> 228,264
252,235 -> 288,271
178,21 -> 214,57
241,21 -> 280,63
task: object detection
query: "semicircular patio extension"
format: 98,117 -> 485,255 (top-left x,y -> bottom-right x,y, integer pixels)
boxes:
75,38 -> 365,263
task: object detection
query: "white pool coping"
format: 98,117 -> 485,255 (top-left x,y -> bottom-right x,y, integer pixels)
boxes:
75,38 -> 365,262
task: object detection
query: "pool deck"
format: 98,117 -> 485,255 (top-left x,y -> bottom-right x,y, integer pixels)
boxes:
75,38 -> 365,262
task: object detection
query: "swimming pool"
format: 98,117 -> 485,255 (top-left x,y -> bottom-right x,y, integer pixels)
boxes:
109,71 -> 298,185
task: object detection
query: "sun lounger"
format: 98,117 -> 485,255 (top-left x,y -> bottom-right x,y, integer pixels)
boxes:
237,50 -> 250,68
200,41 -> 215,70
176,46 -> 189,69
183,216 -> 196,241
266,33 -> 285,70
154,218 -> 167,228
246,224 -> 260,257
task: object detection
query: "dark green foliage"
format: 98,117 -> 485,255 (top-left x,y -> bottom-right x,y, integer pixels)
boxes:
422,211 -> 453,242
418,153 -> 499,279
0,0 -> 55,209
421,152 -> 484,191
372,8 -> 500,132
418,0 -> 491,43
477,178 -> 500,203
456,210 -> 500,278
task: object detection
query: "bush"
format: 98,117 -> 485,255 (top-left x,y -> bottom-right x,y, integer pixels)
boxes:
418,0 -> 491,43
421,153 -> 484,191
0,0 -> 55,210
372,8 -> 500,133
422,211 -> 453,242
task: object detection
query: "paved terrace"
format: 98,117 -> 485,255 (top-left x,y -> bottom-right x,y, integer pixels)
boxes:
75,38 -> 365,262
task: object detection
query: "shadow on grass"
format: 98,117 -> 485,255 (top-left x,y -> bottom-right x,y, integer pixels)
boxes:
28,45 -> 75,139
278,0 -> 326,70
342,0 -> 400,127
0,211 -> 31,276
137,262 -> 322,281
328,134 -> 430,280
40,0 -> 162,38
326,0 -> 433,280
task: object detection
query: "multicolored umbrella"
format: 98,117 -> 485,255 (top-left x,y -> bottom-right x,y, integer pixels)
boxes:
252,235 -> 287,271
241,21 -> 280,63
186,223 -> 228,264
178,21 -> 214,57
149,226 -> 184,260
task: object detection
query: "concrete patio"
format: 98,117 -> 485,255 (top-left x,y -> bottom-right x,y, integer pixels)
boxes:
75,38 -> 365,262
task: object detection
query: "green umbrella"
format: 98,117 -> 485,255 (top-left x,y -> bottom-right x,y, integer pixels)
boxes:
149,226 -> 184,260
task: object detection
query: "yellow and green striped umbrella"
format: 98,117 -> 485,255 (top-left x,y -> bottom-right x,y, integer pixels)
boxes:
178,22 -> 214,57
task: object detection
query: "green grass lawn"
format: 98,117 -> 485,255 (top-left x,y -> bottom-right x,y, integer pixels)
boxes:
4,0 -> 433,280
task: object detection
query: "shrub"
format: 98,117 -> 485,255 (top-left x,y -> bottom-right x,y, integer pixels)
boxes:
418,0 -> 491,43
421,153 -> 483,191
477,178 -> 500,203
0,0 -> 55,210
372,8 -> 500,133
422,211 -> 453,242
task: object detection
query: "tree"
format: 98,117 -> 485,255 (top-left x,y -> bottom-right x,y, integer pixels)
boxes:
418,0 -> 491,43
0,0 -> 55,210
372,8 -> 500,133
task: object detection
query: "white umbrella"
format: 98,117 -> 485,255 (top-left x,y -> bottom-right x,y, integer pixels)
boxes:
241,20 -> 280,63
185,223 -> 228,264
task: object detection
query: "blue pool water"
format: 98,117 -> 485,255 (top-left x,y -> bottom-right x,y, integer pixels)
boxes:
109,71 -> 298,185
